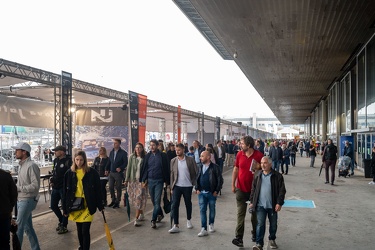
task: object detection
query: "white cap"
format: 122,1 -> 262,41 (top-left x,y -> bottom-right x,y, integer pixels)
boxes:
11,142 -> 31,153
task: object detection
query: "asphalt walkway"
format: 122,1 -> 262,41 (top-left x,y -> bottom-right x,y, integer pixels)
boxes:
20,155 -> 374,250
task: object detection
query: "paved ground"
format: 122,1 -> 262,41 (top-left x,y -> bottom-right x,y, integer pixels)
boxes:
19,155 -> 375,250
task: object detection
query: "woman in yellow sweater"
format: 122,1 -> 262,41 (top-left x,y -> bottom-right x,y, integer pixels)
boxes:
62,150 -> 103,250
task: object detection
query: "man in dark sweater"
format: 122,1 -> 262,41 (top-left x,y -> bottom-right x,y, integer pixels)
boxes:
0,169 -> 18,249
50,145 -> 72,234
141,139 -> 170,229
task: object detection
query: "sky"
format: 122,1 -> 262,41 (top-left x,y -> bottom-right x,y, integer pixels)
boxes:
1,0 -> 275,119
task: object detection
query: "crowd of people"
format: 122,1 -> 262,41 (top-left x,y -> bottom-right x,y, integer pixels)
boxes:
2,135 -> 374,250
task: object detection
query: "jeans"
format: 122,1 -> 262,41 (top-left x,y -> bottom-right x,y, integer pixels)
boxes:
272,160 -> 281,172
198,192 -> 217,230
50,188 -> 68,227
76,222 -> 91,250
290,154 -> 296,166
255,206 -> 278,247
17,198 -> 40,250
172,186 -> 193,225
235,189 -> 257,239
310,156 -> 316,168
299,149 -> 304,157
148,178 -> 164,221
108,172 -> 123,203
0,216 -> 11,250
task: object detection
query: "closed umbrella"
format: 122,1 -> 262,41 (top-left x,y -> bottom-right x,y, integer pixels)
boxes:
319,163 -> 324,176
124,189 -> 131,222
10,221 -> 21,250
101,210 -> 115,250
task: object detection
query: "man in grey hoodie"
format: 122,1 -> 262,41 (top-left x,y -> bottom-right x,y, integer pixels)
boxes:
11,142 -> 41,250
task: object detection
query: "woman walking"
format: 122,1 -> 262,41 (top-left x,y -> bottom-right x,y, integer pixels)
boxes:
92,147 -> 110,206
124,142 -> 147,226
309,145 -> 317,168
62,151 -> 103,250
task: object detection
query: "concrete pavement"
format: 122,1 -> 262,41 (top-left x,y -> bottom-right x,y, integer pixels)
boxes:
20,155 -> 375,250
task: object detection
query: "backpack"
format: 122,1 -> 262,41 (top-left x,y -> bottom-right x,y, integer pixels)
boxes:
324,145 -> 337,160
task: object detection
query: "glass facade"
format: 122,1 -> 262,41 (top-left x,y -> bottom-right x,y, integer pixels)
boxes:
357,50 -> 366,129
367,38 -> 375,127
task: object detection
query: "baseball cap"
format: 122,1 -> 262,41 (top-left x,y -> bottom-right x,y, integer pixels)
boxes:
11,142 -> 31,153
52,145 -> 66,152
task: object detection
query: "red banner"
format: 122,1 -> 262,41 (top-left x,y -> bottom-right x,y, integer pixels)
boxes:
138,94 -> 147,146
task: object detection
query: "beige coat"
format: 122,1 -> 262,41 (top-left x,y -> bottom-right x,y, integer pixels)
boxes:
170,156 -> 198,190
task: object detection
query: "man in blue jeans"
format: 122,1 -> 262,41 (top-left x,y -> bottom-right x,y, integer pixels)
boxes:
249,156 -> 286,250
195,151 -> 223,237
50,145 -> 72,234
141,139 -> 170,229
12,142 -> 41,250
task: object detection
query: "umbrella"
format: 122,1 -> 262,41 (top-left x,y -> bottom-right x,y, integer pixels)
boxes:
123,188 -> 130,222
10,221 -> 21,250
319,163 -> 324,176
101,210 -> 115,250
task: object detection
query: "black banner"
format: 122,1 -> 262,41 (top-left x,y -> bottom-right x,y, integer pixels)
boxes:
129,91 -> 139,150
75,107 -> 128,126
216,116 -> 221,142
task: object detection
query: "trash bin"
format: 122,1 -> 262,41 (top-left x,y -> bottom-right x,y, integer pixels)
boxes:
363,159 -> 372,178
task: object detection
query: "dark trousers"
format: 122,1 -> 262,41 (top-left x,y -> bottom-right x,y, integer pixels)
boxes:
108,172 -> 123,203
235,189 -> 257,239
0,216 -> 11,250
325,160 -> 337,183
76,222 -> 91,250
281,162 -> 289,174
100,179 -> 108,205
290,154 -> 296,166
172,186 -> 193,225
50,188 -> 68,227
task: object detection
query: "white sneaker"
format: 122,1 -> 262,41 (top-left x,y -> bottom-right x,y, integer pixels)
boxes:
134,219 -> 139,226
208,224 -> 215,233
369,181 -> 375,185
187,220 -> 193,229
168,225 -> 180,233
138,214 -> 145,221
197,228 -> 208,237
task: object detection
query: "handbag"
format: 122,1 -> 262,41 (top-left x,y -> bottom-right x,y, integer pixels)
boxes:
163,187 -> 171,214
71,197 -> 85,211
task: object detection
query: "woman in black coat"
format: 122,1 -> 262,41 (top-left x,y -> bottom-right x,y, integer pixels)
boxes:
62,151 -> 103,250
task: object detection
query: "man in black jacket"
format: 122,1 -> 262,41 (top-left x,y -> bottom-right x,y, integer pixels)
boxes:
141,139 -> 170,229
50,145 -> 72,234
250,156 -> 286,250
0,169 -> 17,249
268,140 -> 283,173
195,151 -> 223,237
105,139 -> 128,209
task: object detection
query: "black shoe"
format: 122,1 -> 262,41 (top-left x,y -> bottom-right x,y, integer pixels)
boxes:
331,182 -> 334,185
157,214 -> 164,222
112,203 -> 120,209
232,237 -> 244,247
108,201 -> 115,207
151,220 -> 157,229
325,181 -> 329,184
56,223 -> 62,231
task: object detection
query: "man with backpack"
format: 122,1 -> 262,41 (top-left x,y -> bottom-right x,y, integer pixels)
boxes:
322,139 -> 338,185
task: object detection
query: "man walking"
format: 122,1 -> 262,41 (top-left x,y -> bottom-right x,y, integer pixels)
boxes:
105,139 -> 128,208
141,139 -> 170,229
268,140 -> 283,173
195,151 -> 222,237
343,140 -> 354,175
322,139 -> 338,185
213,140 -> 226,174
231,136 -> 263,247
0,168 -> 18,250
250,156 -> 286,250
192,140 -> 205,168
50,145 -> 72,234
11,142 -> 41,250
168,143 -> 197,233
